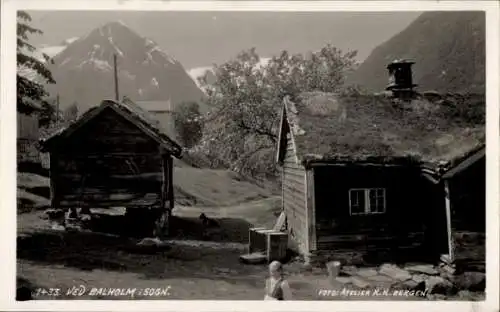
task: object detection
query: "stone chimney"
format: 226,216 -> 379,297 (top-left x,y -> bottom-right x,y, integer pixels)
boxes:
386,59 -> 417,99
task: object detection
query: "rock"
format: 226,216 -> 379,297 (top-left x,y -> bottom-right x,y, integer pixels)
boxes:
365,274 -> 394,283
412,274 -> 430,284
357,268 -> 378,278
457,290 -> 473,299
401,279 -> 418,289
50,223 -> 66,231
398,279 -> 426,291
340,265 -> 358,276
80,214 -> 92,221
440,263 -> 456,275
137,237 -> 162,246
405,264 -> 439,275
351,276 -> 370,289
454,272 -> 486,291
426,276 -> 455,295
335,277 -> 353,284
379,264 -> 412,281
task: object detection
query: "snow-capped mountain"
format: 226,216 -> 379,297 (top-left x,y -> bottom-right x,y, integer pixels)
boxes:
46,21 -> 205,112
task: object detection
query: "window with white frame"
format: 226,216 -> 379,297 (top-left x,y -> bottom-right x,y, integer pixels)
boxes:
349,188 -> 386,215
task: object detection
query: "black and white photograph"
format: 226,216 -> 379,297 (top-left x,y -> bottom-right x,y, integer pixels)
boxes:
1,1 -> 499,311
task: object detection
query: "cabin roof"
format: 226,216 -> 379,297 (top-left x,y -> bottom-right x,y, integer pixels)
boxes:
39,98 -> 183,157
277,91 -> 485,173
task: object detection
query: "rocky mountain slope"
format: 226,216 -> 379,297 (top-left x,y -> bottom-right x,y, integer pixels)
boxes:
46,21 -> 205,112
349,11 -> 485,94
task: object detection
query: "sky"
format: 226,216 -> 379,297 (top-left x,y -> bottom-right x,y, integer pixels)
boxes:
26,11 -> 421,70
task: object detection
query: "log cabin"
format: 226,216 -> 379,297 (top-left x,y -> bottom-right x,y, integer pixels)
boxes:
276,61 -> 485,272
39,97 -> 182,237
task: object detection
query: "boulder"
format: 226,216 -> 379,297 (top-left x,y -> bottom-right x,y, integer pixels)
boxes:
379,264 -> 412,281
351,276 -> 370,289
399,279 -> 426,291
426,276 -> 456,295
454,272 -> 486,291
335,277 -> 353,285
365,274 -> 394,283
330,276 -> 352,288
400,279 -> 419,289
137,237 -> 163,246
340,265 -> 358,276
412,274 -> 430,284
405,264 -> 439,276
357,268 -> 378,278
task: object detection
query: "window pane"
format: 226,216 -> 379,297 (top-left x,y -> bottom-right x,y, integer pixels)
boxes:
369,189 -> 385,213
377,197 -> 385,212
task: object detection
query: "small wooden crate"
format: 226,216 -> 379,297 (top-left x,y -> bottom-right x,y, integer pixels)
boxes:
246,228 -> 288,263
266,232 -> 288,262
249,228 -> 273,253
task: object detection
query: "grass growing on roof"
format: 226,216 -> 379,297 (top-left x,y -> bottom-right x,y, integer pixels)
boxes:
286,91 -> 485,167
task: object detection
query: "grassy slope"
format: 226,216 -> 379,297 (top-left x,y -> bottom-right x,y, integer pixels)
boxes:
349,11 -> 485,93
17,166 -> 278,209
173,167 -> 275,207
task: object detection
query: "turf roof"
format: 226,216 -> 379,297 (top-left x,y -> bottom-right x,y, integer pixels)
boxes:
280,91 -> 485,171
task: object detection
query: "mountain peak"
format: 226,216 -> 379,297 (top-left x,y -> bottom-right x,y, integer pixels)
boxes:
100,20 -> 131,32
48,22 -> 205,112
91,20 -> 141,43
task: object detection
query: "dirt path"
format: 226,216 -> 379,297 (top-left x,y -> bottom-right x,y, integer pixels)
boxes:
17,205 -> 481,301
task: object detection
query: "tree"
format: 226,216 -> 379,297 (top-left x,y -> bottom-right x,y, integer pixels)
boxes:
17,11 -> 55,115
38,100 -> 57,128
174,101 -> 203,148
197,46 -> 357,179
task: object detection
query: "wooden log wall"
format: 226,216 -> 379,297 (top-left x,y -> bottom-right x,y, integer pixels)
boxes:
447,156 -> 485,271
54,154 -> 163,208
50,108 -> 171,209
313,166 -> 429,252
282,132 -> 308,254
56,107 -> 161,154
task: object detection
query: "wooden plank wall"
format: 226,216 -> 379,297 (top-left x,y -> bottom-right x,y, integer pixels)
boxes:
313,166 -> 428,252
54,154 -> 163,208
58,107 -> 160,155
447,156 -> 485,272
50,108 -> 167,209
282,132 -> 308,254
